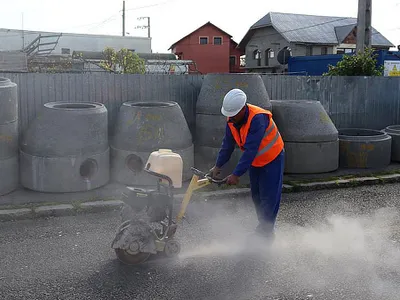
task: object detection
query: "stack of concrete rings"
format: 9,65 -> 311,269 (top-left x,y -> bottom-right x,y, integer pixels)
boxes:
19,102 -> 110,192
270,100 -> 339,174
110,101 -> 194,186
339,128 -> 392,168
0,77 -> 19,196
195,73 -> 272,181
382,125 -> 400,162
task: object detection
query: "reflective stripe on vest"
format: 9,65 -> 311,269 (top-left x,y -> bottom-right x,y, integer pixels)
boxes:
255,120 -> 282,158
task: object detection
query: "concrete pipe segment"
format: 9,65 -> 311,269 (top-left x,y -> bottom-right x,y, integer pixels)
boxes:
0,77 -> 19,196
110,101 -> 194,186
195,73 -> 272,180
339,128 -> 392,169
270,100 -> 339,174
20,102 -> 110,192
383,125 -> 400,162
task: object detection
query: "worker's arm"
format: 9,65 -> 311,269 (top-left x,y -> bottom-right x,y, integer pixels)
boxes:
215,123 -> 236,168
232,114 -> 270,177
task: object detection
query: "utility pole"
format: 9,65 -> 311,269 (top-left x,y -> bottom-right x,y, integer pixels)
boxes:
356,0 -> 372,53
137,17 -> 150,38
21,13 -> 25,50
122,0 -> 126,36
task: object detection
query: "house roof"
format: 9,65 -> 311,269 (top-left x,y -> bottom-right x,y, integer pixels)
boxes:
334,24 -> 356,43
168,21 -> 233,50
238,12 -> 394,49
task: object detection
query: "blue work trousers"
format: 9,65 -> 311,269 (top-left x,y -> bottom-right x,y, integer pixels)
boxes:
249,150 -> 285,233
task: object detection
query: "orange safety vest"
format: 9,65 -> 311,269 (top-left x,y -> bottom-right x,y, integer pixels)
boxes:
227,104 -> 284,167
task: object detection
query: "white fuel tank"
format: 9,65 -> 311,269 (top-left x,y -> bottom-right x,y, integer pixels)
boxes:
145,149 -> 183,188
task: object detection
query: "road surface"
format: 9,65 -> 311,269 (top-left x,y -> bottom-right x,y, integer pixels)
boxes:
1,183 -> 400,300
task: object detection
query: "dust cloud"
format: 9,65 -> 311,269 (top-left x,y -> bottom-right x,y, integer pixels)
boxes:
178,205 -> 400,299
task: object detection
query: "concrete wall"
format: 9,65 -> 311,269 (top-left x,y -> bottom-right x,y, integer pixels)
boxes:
0,51 -> 28,72
244,27 -> 335,72
0,28 -> 152,54
244,27 -> 289,70
0,73 -> 398,137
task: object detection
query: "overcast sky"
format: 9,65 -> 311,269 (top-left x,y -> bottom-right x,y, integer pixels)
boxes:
0,0 -> 399,53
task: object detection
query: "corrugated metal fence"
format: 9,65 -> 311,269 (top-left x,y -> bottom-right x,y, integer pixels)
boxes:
1,72 -> 400,135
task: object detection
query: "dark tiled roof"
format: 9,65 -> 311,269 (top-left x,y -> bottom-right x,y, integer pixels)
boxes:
239,12 -> 394,48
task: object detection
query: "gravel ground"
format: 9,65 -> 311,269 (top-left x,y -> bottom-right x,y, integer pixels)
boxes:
0,183 -> 399,300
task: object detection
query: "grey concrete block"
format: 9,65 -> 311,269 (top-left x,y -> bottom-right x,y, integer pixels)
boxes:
270,100 -> 338,142
0,121 -> 18,159
196,73 -> 272,115
284,140 -> 339,174
34,204 -> 75,218
270,100 -> 339,174
0,208 -> 32,222
0,155 -> 19,197
111,144 -> 194,186
110,101 -> 194,186
20,148 -> 110,193
80,200 -> 124,213
20,102 -> 108,156
19,102 -> 110,193
0,77 -> 18,123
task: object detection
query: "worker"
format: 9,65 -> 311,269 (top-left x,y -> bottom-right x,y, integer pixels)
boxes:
210,88 -> 285,240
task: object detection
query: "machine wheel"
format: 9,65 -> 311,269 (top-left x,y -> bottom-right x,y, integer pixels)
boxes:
164,240 -> 181,258
115,248 -> 151,265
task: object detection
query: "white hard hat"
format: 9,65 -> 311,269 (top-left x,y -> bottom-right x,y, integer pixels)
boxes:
221,88 -> 247,117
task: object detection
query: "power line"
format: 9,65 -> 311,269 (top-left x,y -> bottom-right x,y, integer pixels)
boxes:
123,0 -> 176,12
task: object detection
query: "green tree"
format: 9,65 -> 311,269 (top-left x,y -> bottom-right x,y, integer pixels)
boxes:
100,47 -> 146,74
323,47 -> 384,76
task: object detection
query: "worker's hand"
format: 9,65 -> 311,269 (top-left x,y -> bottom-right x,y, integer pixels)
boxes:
226,174 -> 239,185
209,166 -> 222,179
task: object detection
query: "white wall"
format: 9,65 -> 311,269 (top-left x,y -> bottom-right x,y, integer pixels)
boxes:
0,28 -> 152,54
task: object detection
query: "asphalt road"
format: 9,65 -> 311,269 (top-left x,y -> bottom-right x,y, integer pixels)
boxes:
1,184 -> 400,300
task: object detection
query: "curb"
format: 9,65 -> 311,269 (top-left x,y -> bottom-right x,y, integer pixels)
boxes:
0,200 -> 125,223
1,173 -> 400,222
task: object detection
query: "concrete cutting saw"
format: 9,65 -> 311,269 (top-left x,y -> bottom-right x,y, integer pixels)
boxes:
111,149 -> 227,265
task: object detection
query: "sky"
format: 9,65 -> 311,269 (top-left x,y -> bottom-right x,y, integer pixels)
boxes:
0,0 -> 399,53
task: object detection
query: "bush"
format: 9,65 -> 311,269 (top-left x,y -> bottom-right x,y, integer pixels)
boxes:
100,47 -> 146,74
323,47 -> 384,76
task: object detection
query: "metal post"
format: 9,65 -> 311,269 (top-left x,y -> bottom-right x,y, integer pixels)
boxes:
22,13 -> 25,50
122,0 -> 126,36
147,17 -> 151,38
356,0 -> 372,53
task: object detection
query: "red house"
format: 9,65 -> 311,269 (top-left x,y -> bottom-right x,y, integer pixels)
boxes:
168,22 -> 244,74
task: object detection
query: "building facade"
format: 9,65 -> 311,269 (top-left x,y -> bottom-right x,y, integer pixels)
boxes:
238,12 -> 394,73
0,28 -> 152,55
169,22 -> 244,74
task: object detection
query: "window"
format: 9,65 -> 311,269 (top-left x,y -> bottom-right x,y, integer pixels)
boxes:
337,48 -> 355,54
214,37 -> 222,45
229,56 -> 236,67
306,46 -> 313,56
199,37 -> 208,45
265,48 -> 274,66
321,47 -> 328,55
61,48 -> 70,55
253,50 -> 261,66
240,55 -> 246,67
